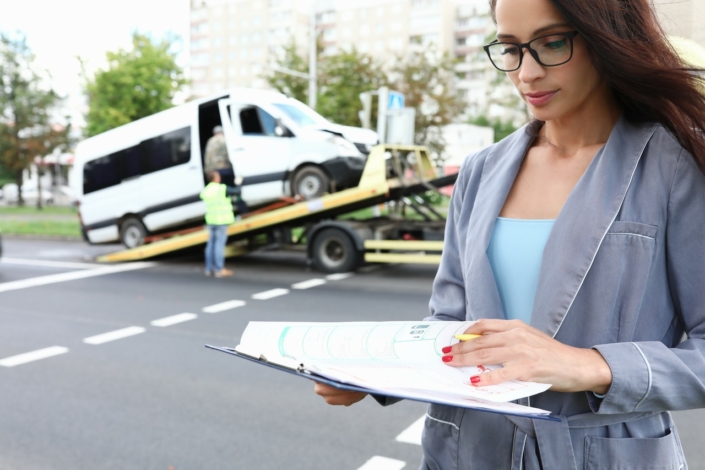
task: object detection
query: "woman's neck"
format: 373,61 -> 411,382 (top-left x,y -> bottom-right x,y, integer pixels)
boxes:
540,88 -> 622,157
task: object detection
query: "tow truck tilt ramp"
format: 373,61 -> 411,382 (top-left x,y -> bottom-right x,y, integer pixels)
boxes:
96,145 -> 456,270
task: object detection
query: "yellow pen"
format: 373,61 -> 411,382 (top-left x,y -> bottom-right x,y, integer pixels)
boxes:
454,334 -> 481,341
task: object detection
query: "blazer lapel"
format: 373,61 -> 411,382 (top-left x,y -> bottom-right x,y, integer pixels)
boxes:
464,125 -> 537,320
530,116 -> 658,337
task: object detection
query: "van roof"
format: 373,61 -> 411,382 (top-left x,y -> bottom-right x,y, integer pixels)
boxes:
75,87 -> 294,161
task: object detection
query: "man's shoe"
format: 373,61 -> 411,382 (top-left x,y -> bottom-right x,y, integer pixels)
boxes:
214,268 -> 234,278
204,270 -> 213,277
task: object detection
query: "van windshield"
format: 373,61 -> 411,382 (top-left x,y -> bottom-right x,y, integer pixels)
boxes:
273,103 -> 325,128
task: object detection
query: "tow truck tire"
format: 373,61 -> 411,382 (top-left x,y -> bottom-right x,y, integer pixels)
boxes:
120,217 -> 147,249
311,228 -> 361,273
292,166 -> 330,199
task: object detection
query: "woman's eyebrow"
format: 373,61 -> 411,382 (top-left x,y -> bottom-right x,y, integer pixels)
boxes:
496,23 -> 572,40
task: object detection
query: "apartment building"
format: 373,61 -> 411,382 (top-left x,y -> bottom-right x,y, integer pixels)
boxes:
189,0 -> 311,97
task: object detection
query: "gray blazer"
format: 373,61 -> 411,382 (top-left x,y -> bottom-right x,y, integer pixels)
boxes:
421,116 -> 705,469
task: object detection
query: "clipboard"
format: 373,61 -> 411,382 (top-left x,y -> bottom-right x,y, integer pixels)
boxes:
206,344 -> 559,422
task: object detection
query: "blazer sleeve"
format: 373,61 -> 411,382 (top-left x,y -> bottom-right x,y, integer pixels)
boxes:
426,155 -> 474,322
590,149 -> 705,414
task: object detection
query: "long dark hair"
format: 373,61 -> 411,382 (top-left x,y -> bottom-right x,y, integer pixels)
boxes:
490,0 -> 705,174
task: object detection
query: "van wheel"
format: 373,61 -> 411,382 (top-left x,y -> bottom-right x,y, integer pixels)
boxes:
311,228 -> 361,273
292,166 -> 330,199
120,217 -> 147,249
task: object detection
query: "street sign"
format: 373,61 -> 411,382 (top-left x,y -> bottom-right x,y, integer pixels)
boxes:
388,91 -> 405,110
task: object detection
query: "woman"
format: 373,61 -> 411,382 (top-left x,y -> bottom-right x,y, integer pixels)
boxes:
316,0 -> 705,467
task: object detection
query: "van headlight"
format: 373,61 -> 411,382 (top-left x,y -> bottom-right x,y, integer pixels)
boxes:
327,135 -> 360,155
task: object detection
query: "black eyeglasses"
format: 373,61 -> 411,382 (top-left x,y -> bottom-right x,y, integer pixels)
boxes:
483,31 -> 579,72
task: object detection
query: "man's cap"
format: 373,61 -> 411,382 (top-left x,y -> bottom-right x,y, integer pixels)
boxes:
213,125 -> 224,134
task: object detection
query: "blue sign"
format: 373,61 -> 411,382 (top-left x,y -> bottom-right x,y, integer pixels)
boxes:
388,91 -> 405,110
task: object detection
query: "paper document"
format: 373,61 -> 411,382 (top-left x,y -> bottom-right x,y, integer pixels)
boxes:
231,321 -> 551,416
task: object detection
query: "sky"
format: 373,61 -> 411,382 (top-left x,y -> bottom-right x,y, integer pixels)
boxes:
0,0 -> 191,128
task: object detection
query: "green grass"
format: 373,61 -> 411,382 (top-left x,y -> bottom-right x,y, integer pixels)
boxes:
0,206 -> 77,215
0,218 -> 81,238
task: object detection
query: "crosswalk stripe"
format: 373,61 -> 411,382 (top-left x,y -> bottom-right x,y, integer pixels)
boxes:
395,415 -> 425,445
357,456 -> 406,470
0,346 -> 69,367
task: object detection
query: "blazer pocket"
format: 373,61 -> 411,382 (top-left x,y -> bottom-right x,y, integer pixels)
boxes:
421,404 -> 462,470
606,221 -> 658,239
584,427 -> 685,470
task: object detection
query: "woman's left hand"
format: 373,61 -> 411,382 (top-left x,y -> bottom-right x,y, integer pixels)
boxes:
442,319 -> 613,394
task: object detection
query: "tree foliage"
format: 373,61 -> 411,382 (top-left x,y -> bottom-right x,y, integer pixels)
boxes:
84,33 -> 187,137
469,115 -> 518,142
0,32 -> 68,206
265,40 -> 310,104
317,48 -> 388,127
266,41 -> 464,162
390,50 -> 465,162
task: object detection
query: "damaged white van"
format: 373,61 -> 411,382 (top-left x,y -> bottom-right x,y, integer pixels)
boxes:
73,88 -> 377,248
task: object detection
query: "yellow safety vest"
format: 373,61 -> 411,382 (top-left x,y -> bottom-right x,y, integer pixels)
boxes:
200,182 -> 235,226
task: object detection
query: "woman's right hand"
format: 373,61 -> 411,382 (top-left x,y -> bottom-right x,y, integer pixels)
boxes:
314,382 -> 367,406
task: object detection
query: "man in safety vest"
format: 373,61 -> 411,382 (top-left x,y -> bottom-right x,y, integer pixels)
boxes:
200,171 -> 241,277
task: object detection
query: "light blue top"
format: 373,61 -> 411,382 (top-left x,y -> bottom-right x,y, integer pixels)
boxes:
486,217 -> 555,323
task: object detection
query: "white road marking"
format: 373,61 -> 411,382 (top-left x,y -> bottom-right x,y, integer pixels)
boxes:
291,278 -> 326,290
357,456 -> 406,470
0,257 -> 102,269
252,288 -> 289,300
150,313 -> 198,327
83,326 -> 146,345
326,272 -> 353,281
202,300 -> 247,313
395,415 -> 425,445
0,346 -> 69,367
0,262 -> 156,294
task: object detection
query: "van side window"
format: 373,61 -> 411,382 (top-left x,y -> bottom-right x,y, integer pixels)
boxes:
119,146 -> 141,180
83,154 -> 121,195
239,107 -> 277,136
140,127 -> 191,174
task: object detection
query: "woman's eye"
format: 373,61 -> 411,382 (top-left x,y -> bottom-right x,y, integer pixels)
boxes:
544,39 -> 567,50
501,46 -> 520,56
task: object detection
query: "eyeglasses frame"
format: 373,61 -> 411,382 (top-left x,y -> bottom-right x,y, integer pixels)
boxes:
483,31 -> 580,72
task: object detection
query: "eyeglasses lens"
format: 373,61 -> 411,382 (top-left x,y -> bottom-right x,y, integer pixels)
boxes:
488,34 -> 572,71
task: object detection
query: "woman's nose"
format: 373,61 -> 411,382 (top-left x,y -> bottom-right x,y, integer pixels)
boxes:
517,49 -> 546,83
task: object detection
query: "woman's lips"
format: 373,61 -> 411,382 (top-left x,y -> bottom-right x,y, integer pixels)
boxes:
524,91 -> 558,106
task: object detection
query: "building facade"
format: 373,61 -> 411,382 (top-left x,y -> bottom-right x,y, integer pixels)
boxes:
188,0 -> 705,123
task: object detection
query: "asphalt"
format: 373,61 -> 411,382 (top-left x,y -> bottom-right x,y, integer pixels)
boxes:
0,239 -> 703,469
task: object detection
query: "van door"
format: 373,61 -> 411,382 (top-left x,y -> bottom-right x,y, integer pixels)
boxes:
139,126 -> 205,231
217,99 -> 293,206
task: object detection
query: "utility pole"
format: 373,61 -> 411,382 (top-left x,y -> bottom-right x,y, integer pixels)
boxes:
308,7 -> 317,111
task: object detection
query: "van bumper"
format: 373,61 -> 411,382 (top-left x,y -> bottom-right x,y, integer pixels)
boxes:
321,156 -> 367,189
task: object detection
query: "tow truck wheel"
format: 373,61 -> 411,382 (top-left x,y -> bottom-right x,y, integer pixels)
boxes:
120,217 -> 147,249
311,228 -> 361,273
292,166 -> 330,199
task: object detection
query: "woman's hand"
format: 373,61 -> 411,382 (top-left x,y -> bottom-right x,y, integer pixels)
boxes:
314,382 -> 367,406
442,319 -> 613,394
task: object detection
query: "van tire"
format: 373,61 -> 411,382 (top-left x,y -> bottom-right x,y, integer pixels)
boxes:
120,217 -> 147,249
311,228 -> 361,273
292,166 -> 330,199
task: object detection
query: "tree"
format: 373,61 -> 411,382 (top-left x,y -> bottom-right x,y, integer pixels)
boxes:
0,32 -> 67,206
267,41 -> 464,163
84,32 -> 187,137
264,39 -> 311,104
317,48 -> 388,127
389,50 -> 466,164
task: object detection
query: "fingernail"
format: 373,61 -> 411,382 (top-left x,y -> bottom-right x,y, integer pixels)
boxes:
442,355 -> 453,363
470,376 -> 480,384
442,346 -> 452,354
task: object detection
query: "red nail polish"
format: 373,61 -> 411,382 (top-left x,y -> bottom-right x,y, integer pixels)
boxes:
470,376 -> 480,384
442,346 -> 452,354
442,355 -> 453,363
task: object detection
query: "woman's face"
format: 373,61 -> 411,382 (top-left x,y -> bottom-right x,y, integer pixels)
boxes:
493,0 -> 605,122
